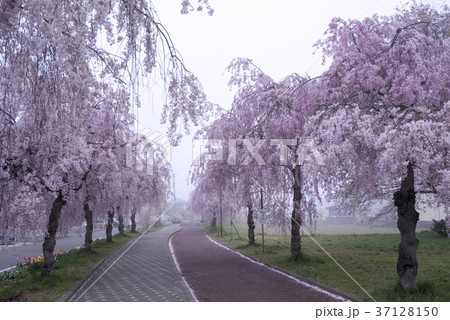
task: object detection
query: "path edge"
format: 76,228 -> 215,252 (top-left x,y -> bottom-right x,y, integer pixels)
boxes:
168,226 -> 197,302
58,233 -> 140,302
206,232 -> 362,302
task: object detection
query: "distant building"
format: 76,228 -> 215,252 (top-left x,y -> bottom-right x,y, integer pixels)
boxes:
324,205 -> 359,224
416,194 -> 447,225
322,194 -> 448,226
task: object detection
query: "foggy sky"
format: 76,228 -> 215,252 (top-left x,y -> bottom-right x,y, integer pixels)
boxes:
138,0 -> 411,200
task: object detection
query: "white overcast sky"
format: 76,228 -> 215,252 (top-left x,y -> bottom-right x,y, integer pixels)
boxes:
137,0 -> 432,199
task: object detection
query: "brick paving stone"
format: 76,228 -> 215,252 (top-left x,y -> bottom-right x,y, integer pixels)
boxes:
72,224 -> 190,302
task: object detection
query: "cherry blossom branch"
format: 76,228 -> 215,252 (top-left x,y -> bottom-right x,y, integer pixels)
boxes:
0,105 -> 15,125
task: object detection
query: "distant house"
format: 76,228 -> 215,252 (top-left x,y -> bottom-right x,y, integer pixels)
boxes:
324,205 -> 359,224
416,194 -> 448,225
322,194 -> 448,226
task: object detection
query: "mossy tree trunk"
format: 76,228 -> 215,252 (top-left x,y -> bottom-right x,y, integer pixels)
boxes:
290,166 -> 302,258
394,162 -> 419,290
211,210 -> 217,231
247,204 -> 255,245
106,210 -> 114,243
41,191 -> 66,277
84,198 -> 93,251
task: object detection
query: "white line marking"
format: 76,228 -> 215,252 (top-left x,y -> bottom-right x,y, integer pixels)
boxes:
206,235 -> 349,302
0,266 -> 16,273
169,235 -> 199,302
0,242 -> 32,250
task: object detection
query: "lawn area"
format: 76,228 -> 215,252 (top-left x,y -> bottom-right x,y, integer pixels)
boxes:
208,224 -> 450,302
0,230 -> 147,302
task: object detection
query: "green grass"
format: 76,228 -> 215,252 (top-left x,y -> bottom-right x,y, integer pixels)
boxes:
209,226 -> 450,302
0,230 -> 147,302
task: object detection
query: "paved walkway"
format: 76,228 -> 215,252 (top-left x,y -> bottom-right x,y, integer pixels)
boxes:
170,223 -> 348,302
71,224 -> 191,302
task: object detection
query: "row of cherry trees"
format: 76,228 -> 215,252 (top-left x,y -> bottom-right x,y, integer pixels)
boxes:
190,3 -> 449,290
0,0 -> 210,276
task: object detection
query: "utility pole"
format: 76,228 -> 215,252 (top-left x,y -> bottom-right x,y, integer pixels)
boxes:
260,188 -> 264,253
172,173 -> 176,201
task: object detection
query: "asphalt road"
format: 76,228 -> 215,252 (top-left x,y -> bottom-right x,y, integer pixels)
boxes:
0,229 -> 118,271
170,223 -> 348,302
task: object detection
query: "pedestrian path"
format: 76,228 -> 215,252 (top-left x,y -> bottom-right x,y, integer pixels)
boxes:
171,223 -> 350,302
71,224 -> 191,302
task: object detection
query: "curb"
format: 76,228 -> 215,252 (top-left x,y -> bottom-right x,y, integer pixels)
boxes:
58,234 -> 140,302
207,232 -> 362,302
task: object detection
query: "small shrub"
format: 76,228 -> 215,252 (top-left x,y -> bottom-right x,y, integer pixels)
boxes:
431,219 -> 448,237
153,219 -> 163,227
0,265 -> 29,281
170,214 -> 183,224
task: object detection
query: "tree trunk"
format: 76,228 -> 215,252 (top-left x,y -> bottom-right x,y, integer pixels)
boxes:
291,166 -> 302,258
154,217 -> 162,227
118,214 -> 125,235
247,204 -> 255,245
393,162 -> 419,290
41,191 -> 66,277
131,207 -> 137,233
211,211 -> 217,231
106,210 -> 114,243
84,199 -> 93,251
